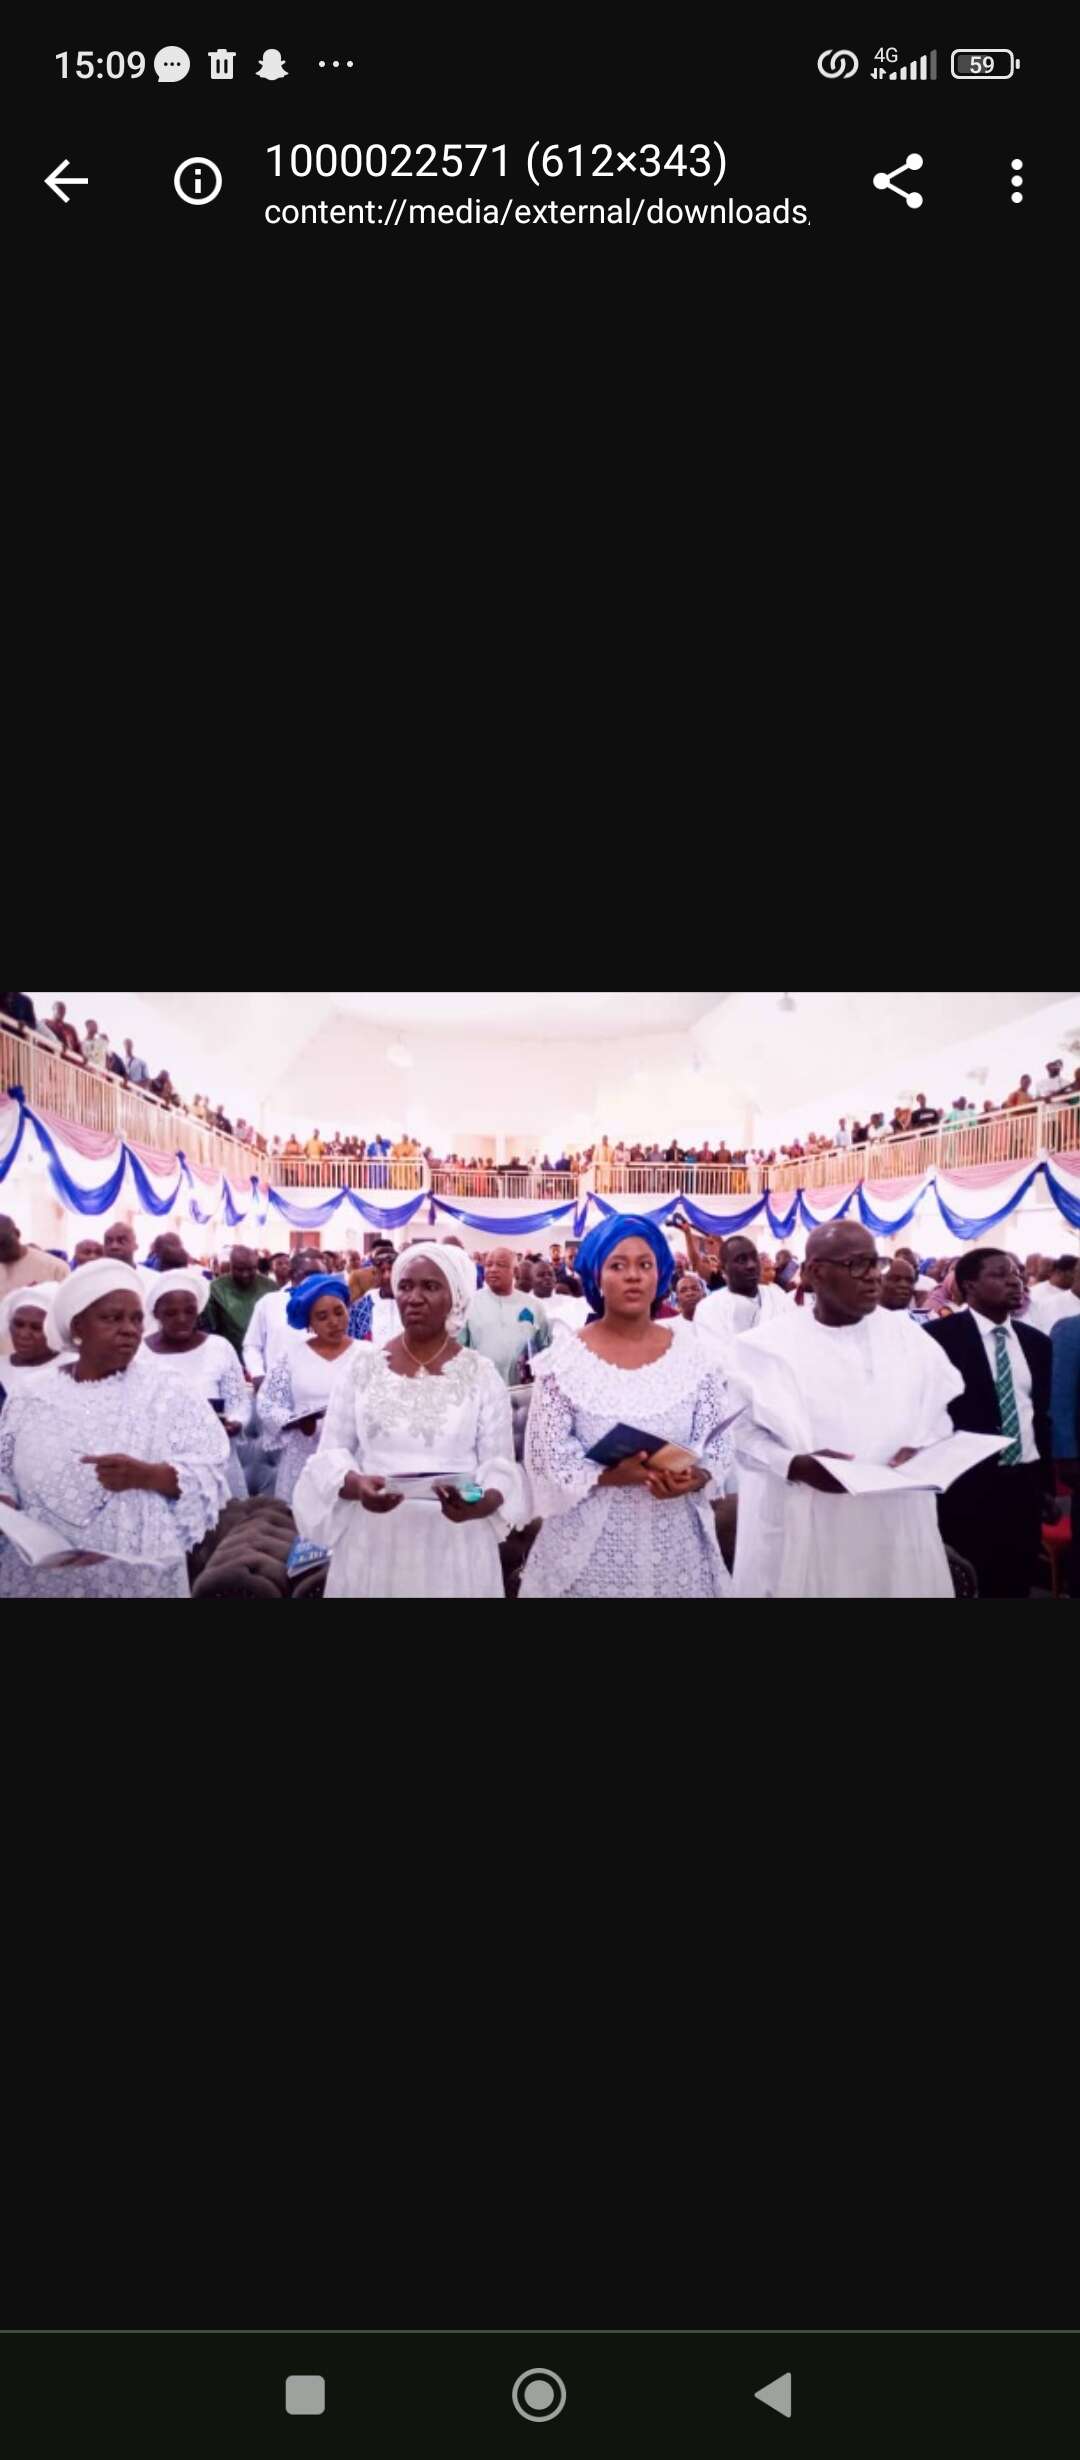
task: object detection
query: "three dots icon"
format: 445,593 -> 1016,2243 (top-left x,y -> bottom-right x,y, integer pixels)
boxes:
1011,158 -> 1023,202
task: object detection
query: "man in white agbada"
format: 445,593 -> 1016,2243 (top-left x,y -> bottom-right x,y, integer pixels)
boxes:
695,1237 -> 791,1365
462,1248 -> 552,1383
727,1223 -> 966,1600
530,1257 -> 588,1342
242,1246 -> 322,1388
695,1238 -> 791,1501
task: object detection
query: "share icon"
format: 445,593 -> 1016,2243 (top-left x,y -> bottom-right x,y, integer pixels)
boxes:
873,152 -> 924,207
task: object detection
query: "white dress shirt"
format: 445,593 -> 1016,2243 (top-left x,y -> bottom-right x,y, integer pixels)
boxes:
965,1307 -> 1039,1466
243,1286 -> 300,1380
1025,1284 -> 1080,1334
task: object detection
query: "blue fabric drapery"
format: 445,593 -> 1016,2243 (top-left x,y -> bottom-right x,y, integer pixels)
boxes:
1044,1158 -> 1080,1230
0,1091 -> 28,1182
265,1188 -> 428,1233
933,1166 -> 1044,1244
432,1197 -> 580,1237
4,1086 -> 1078,1239
591,1194 -> 681,1229
27,1107 -> 129,1217
798,1190 -> 857,1233
677,1195 -> 770,1237
128,1149 -> 185,1217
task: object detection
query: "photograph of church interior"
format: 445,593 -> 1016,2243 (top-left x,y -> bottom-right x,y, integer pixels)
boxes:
1,988 -> 1077,1605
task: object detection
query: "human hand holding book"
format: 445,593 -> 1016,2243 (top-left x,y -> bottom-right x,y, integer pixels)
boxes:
0,1500 -> 114,1570
802,1433 -> 1011,1499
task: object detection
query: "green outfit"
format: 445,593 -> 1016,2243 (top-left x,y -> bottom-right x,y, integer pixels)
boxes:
202,1273 -> 276,1360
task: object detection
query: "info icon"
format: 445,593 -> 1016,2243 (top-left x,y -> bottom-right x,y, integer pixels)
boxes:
512,2368 -> 567,2423
174,156 -> 223,205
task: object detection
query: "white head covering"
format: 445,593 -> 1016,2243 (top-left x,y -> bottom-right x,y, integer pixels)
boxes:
0,1283 -> 59,1346
391,1242 -> 476,1336
143,1267 -> 212,1325
49,1260 -> 146,1352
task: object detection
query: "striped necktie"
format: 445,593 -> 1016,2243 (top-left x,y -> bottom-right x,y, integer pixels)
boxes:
993,1327 -> 1023,1467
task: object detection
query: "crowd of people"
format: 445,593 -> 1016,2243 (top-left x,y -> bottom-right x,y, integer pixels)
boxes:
779,1061 -> 1080,1165
0,994 -> 269,1155
1,1201 -> 1076,1606
7,997 -> 1077,1197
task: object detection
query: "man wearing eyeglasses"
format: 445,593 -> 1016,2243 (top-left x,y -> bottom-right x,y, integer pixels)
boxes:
725,1222 -> 965,1599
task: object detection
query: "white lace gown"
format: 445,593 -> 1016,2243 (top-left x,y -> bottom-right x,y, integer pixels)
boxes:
293,1344 -> 521,1600
258,1342 -> 360,1506
142,1335 -> 250,1499
0,1355 -> 232,1600
520,1324 -> 736,1601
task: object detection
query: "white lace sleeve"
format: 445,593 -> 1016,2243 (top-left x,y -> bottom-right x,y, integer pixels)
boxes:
473,1359 -> 524,1539
292,1350 -> 367,1547
0,1399 -> 21,1501
162,1380 -> 233,1551
217,1344 -> 249,1429
257,1354 -> 295,1451
690,1364 -> 740,1501
524,1364 -> 604,1520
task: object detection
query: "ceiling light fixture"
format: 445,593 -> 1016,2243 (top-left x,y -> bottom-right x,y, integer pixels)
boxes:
386,1042 -> 415,1070
777,992 -> 798,1014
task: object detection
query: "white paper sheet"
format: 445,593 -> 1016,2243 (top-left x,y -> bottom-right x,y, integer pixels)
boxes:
812,1433 -> 1011,1498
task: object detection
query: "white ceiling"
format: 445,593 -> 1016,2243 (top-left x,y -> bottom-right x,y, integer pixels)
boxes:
113,988 -> 1078,1136
322,991 -> 726,1039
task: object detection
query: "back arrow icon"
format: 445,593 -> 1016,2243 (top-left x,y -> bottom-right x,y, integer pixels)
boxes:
46,159 -> 89,204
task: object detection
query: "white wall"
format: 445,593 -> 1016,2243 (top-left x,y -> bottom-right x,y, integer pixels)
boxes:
748,996 -> 1080,1149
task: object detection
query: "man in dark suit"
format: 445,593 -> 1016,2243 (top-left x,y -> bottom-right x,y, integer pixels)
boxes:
925,1249 -> 1055,1598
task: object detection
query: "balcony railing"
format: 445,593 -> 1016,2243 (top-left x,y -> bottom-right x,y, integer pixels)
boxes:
0,1024 -> 264,1185
269,1158 -> 425,1191
430,1171 -> 579,1202
767,1103 -> 1079,1192
5,1019 -> 1076,1219
602,1163 -> 760,1198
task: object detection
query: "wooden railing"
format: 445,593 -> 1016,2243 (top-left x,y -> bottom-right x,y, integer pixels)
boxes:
430,1170 -> 578,1202
268,1157 -> 425,1191
767,1103 -> 1078,1193
0,1025 -> 264,1184
6,1020 -> 1076,1212
602,1163 -> 760,1198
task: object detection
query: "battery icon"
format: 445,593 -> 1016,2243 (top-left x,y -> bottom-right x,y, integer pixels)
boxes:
950,49 -> 1019,78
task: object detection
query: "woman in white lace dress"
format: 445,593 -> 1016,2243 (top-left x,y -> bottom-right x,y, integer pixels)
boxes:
257,1274 -> 358,1505
0,1285 -> 71,1406
294,1245 -> 520,1599
0,1261 -> 231,1600
520,1217 -> 736,1601
142,1268 -> 250,1499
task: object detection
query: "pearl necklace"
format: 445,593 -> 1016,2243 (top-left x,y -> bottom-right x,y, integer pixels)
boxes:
401,1335 -> 453,1377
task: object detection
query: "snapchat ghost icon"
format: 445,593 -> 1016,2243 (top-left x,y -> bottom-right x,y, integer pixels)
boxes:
256,50 -> 288,80
154,46 -> 191,83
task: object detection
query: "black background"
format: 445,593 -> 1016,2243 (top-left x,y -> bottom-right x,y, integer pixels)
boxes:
15,25 -> 1063,2455
36,30 -> 1030,257
26,22 -> 1035,818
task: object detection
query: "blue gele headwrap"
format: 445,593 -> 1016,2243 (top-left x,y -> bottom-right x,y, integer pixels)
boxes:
286,1273 -> 352,1331
574,1215 -> 677,1317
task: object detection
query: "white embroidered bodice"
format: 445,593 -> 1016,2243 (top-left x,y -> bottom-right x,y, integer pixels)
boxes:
521,1325 -> 736,1599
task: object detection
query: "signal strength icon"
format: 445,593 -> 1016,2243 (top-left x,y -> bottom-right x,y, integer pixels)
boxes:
872,50 -> 938,80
